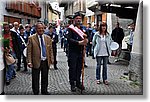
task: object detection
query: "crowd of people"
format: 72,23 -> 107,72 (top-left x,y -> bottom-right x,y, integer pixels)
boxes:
2,12 -> 135,94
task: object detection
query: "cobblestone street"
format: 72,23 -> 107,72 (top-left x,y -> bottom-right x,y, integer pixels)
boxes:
4,43 -> 142,95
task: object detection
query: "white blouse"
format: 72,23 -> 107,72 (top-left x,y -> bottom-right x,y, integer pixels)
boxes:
97,35 -> 108,56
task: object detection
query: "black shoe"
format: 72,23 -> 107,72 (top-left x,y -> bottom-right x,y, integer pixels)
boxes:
23,69 -> 28,72
0,91 -> 5,95
12,75 -> 16,79
89,54 -> 92,56
84,65 -> 88,68
123,72 -> 128,76
41,92 -> 51,95
86,54 -> 88,57
16,68 -> 20,71
33,93 -> 39,95
54,67 -> 58,70
6,80 -> 10,86
76,84 -> 85,90
108,62 -> 111,64
92,57 -> 95,59
71,86 -> 76,92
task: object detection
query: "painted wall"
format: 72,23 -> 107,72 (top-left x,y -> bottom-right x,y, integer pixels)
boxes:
102,13 -> 107,23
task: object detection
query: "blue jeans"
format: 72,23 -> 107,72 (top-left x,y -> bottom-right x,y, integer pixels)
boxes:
96,56 -> 108,81
6,52 -> 16,81
6,64 -> 15,81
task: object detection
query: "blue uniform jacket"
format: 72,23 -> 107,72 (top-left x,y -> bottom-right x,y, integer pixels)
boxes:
65,25 -> 88,54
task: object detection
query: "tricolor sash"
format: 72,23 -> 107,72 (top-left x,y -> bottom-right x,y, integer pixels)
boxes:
68,24 -> 85,40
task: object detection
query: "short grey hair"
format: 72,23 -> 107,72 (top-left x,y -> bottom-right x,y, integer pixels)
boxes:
14,22 -> 19,26
35,22 -> 44,30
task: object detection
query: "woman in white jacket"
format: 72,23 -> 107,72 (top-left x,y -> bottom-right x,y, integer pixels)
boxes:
92,22 -> 112,85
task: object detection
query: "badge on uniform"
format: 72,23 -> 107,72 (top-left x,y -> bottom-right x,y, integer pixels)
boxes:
83,29 -> 86,33
66,31 -> 69,35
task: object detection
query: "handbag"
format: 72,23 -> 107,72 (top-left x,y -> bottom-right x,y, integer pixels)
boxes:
5,53 -> 16,65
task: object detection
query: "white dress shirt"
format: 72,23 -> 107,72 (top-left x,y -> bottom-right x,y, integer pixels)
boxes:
38,34 -> 47,61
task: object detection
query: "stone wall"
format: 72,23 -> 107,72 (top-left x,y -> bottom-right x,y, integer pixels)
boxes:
129,53 -> 143,83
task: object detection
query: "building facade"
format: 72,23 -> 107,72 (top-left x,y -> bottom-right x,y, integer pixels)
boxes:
59,0 -> 86,25
48,2 -> 61,24
1,0 -> 42,25
87,0 -> 107,27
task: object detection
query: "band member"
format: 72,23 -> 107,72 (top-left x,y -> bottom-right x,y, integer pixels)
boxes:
66,12 -> 88,92
47,26 -> 59,70
111,22 -> 125,58
10,22 -> 22,71
27,22 -> 54,95
18,26 -> 28,71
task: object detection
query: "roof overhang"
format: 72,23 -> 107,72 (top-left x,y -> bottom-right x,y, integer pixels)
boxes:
88,3 -> 100,12
95,0 -> 139,19
59,2 -> 67,7
59,0 -> 74,7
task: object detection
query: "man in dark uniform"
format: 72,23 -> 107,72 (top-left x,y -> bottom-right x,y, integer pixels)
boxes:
47,26 -> 58,70
66,12 -> 88,92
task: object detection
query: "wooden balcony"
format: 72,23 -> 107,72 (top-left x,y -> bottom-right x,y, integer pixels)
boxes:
18,2 -> 23,13
5,2 -> 15,12
37,7 -> 41,18
5,2 -> 41,18
23,2 -> 28,15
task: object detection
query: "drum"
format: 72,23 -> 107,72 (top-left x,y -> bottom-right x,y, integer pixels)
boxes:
110,42 -> 119,50
23,48 -> 27,57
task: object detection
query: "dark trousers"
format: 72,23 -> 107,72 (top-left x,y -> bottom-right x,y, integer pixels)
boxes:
32,60 -> 49,94
127,43 -> 132,52
17,54 -> 21,69
22,55 -> 27,70
86,44 -> 92,56
61,38 -> 64,48
53,47 -> 57,68
21,51 -> 27,70
68,52 -> 83,86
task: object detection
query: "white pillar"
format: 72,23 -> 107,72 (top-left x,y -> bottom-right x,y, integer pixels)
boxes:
128,1 -> 143,83
95,14 -> 97,25
132,1 -> 143,54
106,13 -> 112,34
81,0 -> 83,11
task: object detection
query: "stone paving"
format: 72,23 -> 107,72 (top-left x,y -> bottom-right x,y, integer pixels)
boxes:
4,44 -> 143,95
